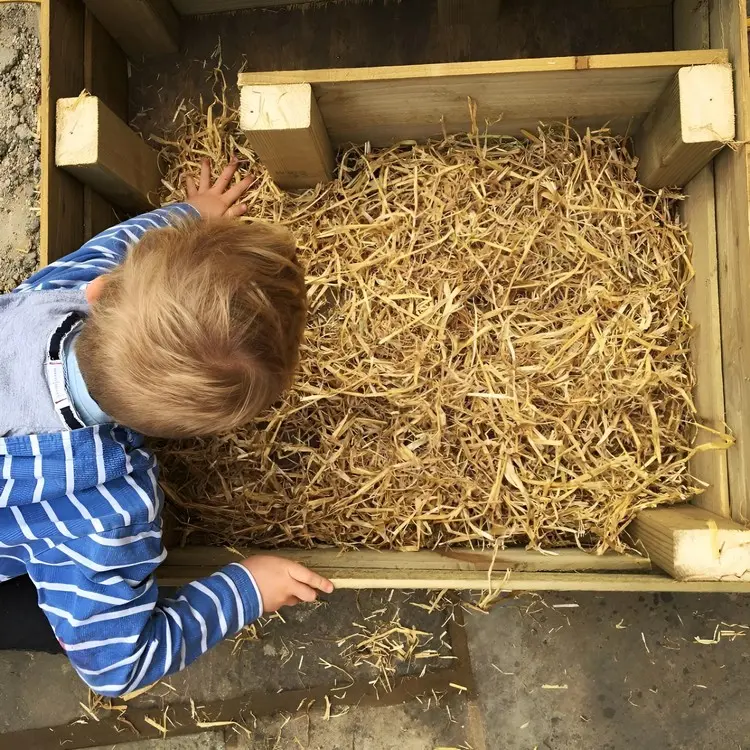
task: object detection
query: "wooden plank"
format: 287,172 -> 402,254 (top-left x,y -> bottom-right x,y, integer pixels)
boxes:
56,95 -> 161,213
238,50 -> 728,85
172,0 -> 318,12
83,186 -> 120,240
673,0 -> 711,49
82,0 -> 179,61
83,8 -> 129,241
40,0 -> 85,265
164,546 -> 652,574
630,505 -> 750,580
157,564 -> 750,592
238,50 -> 729,147
710,0 -> 750,523
635,64 -> 734,188
240,83 -> 335,188
682,163 -> 731,517
84,8 -> 129,121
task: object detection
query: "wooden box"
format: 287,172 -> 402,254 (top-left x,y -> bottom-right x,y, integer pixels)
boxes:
40,0 -> 750,593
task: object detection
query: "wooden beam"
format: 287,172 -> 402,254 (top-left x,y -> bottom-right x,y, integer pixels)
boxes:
56,95 -> 161,213
238,50 -> 728,147
240,83 -> 334,189
40,0 -> 85,265
682,165 -> 731,517
157,561 -> 750,594
83,8 -> 129,241
635,64 -> 734,188
673,0 -> 710,49
630,505 -> 750,580
163,545 -> 652,574
84,8 -> 128,122
709,0 -> 750,524
171,0 -> 316,12
82,0 -> 179,61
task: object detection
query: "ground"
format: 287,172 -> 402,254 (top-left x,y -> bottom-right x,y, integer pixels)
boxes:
2,589 -> 750,749
0,2 -> 40,293
2,2 -> 750,749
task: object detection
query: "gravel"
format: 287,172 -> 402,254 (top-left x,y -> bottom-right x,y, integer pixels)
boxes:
0,4 -> 41,293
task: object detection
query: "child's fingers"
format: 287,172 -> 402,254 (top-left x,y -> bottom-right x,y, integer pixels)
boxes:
291,582 -> 318,603
282,595 -> 300,608
212,158 -> 239,194
199,158 -> 211,192
185,175 -> 197,198
289,563 -> 335,594
222,174 -> 254,205
226,202 -> 247,218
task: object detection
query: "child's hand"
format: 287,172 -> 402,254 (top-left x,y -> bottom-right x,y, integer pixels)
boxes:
184,157 -> 254,219
241,555 -> 334,613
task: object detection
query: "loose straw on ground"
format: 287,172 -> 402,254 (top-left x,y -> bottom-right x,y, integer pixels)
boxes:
154,80 -> 723,553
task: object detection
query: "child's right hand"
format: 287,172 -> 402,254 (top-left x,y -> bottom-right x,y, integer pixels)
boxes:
241,555 -> 334,613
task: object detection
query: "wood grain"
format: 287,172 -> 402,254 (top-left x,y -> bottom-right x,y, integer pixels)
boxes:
40,0 -> 85,265
163,545 -> 652,573
240,83 -> 334,188
635,64 -> 734,188
239,51 -> 729,146
709,0 -> 750,524
82,0 -> 179,60
56,96 -> 161,212
630,505 -> 750,580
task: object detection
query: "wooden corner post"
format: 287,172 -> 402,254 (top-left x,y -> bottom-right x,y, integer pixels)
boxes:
240,83 -> 335,190
635,63 -> 734,188
56,95 -> 162,213
630,505 -> 750,581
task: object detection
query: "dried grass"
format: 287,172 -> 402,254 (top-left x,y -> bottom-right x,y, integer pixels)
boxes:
154,80 -> 718,554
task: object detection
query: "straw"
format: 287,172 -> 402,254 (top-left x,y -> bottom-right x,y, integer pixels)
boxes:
153,81 -> 720,554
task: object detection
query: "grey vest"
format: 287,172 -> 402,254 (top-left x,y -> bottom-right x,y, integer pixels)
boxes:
0,289 -> 89,437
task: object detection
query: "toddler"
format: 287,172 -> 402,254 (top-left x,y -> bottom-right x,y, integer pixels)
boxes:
0,159 -> 333,696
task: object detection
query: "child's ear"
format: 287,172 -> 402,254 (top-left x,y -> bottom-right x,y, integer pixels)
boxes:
85,275 -> 109,305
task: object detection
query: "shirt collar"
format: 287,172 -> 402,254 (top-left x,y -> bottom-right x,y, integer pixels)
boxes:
62,332 -> 112,427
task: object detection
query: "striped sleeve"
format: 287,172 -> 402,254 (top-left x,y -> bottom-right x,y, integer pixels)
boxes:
14,203 -> 199,293
25,522 -> 261,697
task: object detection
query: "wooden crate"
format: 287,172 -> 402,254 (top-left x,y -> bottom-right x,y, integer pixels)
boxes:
40,0 -> 750,592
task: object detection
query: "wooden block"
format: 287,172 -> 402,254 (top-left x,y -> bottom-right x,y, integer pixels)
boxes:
238,50 -> 729,147
682,164 -> 731,518
240,83 -> 335,189
82,0 -> 180,61
630,505 -> 750,581
40,0 -> 85,265
710,0 -> 750,524
56,95 -> 161,213
636,64 -> 734,188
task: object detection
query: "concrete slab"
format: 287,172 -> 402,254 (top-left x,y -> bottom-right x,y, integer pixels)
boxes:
223,700 -> 476,750
466,591 -> 750,749
90,732 -> 224,750
0,651 -> 88,732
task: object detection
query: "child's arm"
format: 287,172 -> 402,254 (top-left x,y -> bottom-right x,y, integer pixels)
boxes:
25,524 -> 331,697
14,204 -> 199,293
15,158 -> 253,294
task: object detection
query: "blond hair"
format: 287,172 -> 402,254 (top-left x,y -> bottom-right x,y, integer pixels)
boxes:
76,218 -> 306,437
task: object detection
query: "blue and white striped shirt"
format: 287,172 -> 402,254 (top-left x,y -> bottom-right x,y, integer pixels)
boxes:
2,204 -> 262,696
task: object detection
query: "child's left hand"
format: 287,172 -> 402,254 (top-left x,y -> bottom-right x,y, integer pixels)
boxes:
185,157 -> 253,219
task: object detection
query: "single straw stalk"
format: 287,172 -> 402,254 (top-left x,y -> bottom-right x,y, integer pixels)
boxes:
155,86 -> 720,554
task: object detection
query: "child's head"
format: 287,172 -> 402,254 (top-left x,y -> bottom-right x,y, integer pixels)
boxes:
77,218 -> 306,438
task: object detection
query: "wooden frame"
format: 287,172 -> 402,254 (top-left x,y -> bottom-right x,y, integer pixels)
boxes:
40,0 -> 750,593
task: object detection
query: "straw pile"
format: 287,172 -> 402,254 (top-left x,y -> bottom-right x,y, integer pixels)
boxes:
155,88 -> 709,553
